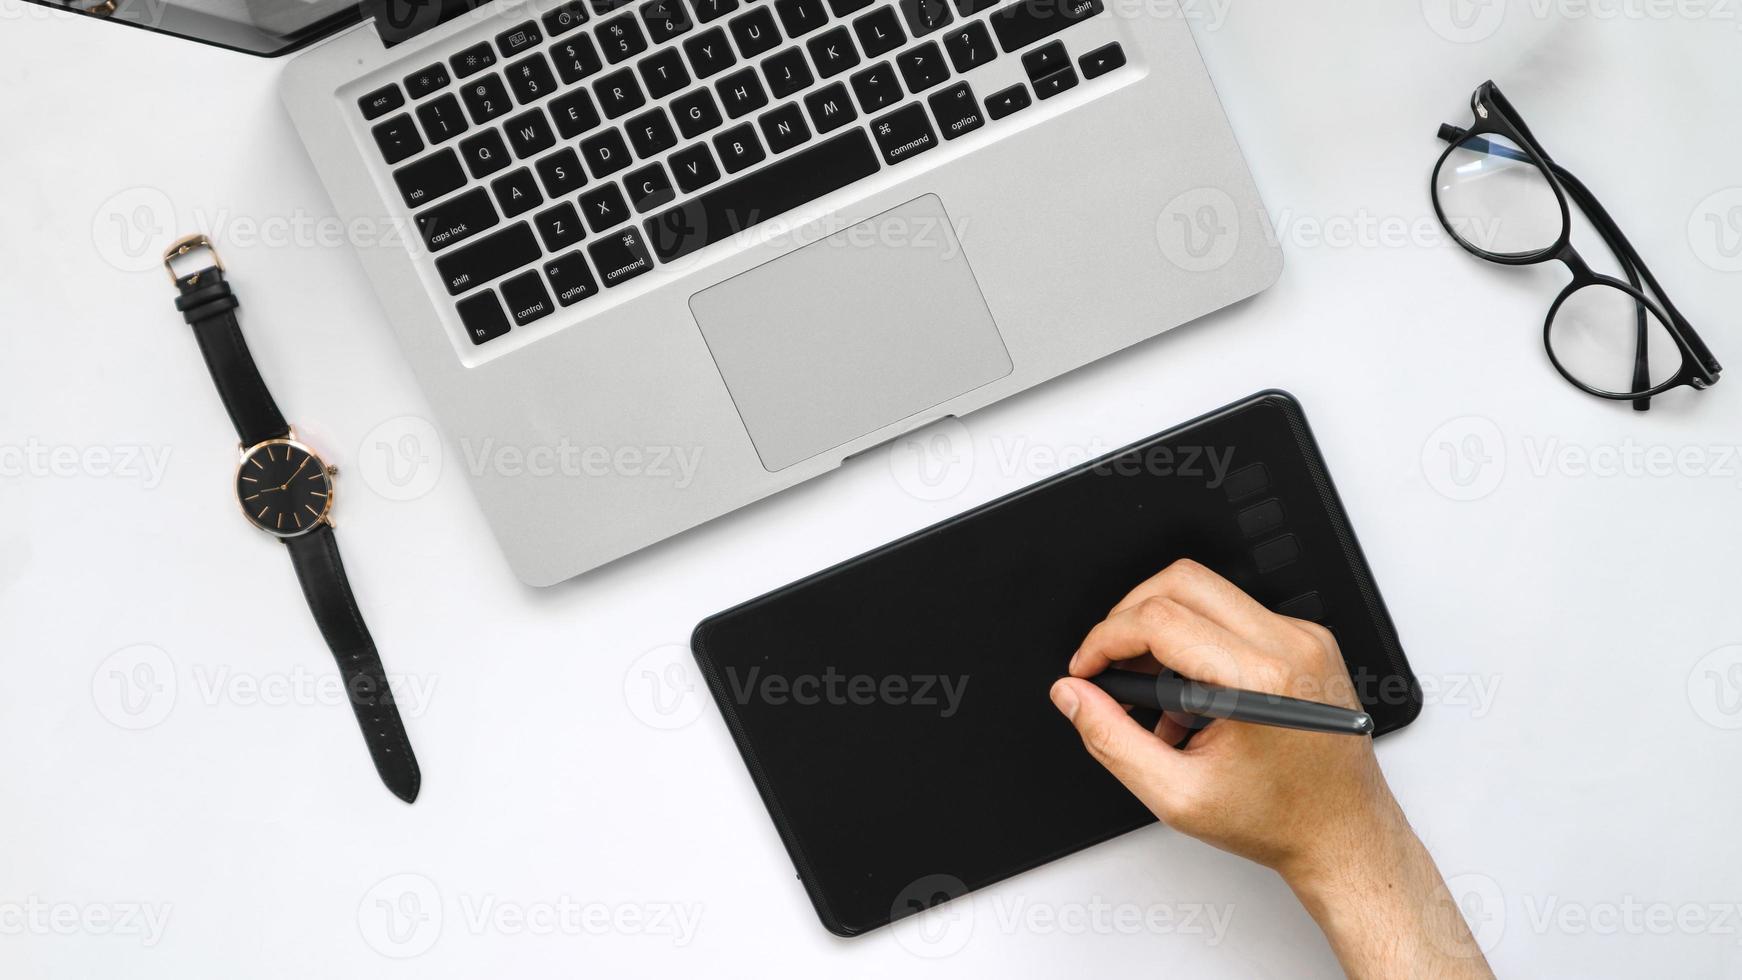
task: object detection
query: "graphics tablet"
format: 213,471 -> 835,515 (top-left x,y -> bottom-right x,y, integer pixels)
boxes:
690,391 -> 1421,936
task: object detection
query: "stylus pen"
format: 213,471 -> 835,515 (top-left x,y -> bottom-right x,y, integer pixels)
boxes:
1087,670 -> 1375,736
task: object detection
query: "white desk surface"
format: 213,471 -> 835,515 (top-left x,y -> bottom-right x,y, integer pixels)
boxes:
4,1 -> 1741,975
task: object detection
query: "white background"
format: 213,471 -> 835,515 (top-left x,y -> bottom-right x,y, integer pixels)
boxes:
4,0 -> 1742,976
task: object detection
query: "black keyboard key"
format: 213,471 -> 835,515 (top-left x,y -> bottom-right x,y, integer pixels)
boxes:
669,143 -> 721,191
956,0 -> 997,12
712,122 -> 765,172
589,228 -> 656,287
763,47 -> 814,98
393,148 -> 465,207
758,102 -> 811,153
645,128 -> 878,261
896,41 -> 949,92
496,21 -> 543,57
460,74 -> 513,124
625,163 -> 677,211
536,147 -> 590,197
852,7 -> 905,56
405,63 -> 450,99
456,291 -> 512,344
1079,40 -> 1124,78
693,0 -> 738,21
627,108 -> 679,157
1033,63 -> 1077,99
500,269 -> 556,325
716,67 -> 768,118
416,93 -> 469,144
870,102 -> 936,164
684,27 -> 738,78
928,81 -> 982,139
580,183 -> 633,231
850,61 -> 901,112
803,81 -> 857,132
807,26 -> 860,77
672,88 -> 725,137
897,0 -> 952,37
543,1 -> 591,37
451,42 -> 497,79
984,82 -> 1029,119
593,0 -> 636,12
774,0 -> 830,37
504,109 -> 557,158
459,129 -> 513,178
372,114 -> 424,165
1020,40 -> 1067,80
551,89 -> 603,138
553,34 -> 605,84
435,222 -> 540,295
641,0 -> 694,41
581,129 -> 634,177
943,21 -> 996,72
989,0 -> 1103,52
595,67 -> 647,119
639,48 -> 692,99
416,187 -> 500,252
491,168 -> 544,217
359,84 -> 404,120
598,13 -> 649,62
729,7 -> 780,57
507,53 -> 559,103
828,0 -> 871,15
544,251 -> 602,306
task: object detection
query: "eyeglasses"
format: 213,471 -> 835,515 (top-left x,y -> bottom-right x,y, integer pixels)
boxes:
1430,81 -> 1722,411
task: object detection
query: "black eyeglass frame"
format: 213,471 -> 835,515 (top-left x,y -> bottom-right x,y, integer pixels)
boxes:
1430,81 -> 1722,408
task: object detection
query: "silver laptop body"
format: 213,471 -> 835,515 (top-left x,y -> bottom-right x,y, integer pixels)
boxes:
280,0 -> 1281,585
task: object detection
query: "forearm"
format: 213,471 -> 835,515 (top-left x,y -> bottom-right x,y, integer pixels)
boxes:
1283,803 -> 1493,980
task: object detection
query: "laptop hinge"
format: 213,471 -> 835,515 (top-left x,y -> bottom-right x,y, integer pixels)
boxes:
365,0 -> 492,47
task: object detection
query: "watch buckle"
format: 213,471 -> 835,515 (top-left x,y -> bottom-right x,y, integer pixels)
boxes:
164,233 -> 223,286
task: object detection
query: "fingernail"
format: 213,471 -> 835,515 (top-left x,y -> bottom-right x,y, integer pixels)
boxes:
1050,680 -> 1079,721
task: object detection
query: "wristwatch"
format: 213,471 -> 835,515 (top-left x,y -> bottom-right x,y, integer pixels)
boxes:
166,234 -> 421,804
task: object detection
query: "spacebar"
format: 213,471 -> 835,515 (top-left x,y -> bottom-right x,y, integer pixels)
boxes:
644,129 -> 880,263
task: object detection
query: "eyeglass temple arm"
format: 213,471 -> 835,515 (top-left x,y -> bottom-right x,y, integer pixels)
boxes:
1439,125 -> 1722,376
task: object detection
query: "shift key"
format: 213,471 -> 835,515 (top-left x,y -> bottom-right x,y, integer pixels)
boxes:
435,222 -> 541,295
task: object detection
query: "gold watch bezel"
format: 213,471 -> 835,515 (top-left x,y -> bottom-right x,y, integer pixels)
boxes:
235,430 -> 338,539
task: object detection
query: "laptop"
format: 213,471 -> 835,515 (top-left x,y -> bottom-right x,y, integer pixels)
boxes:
51,0 -> 1281,584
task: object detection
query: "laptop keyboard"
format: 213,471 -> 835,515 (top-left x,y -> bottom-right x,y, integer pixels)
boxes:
360,0 -> 1127,348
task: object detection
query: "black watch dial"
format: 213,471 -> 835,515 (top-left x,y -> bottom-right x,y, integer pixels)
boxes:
236,441 -> 333,536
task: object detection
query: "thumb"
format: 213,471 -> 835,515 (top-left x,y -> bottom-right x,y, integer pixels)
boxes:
1050,677 -> 1187,813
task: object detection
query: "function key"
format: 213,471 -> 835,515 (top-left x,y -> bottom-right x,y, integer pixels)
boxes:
496,21 -> 544,57
456,291 -> 512,345
543,0 -> 592,36
405,63 -> 451,99
984,82 -> 1029,119
359,83 -> 404,120
1078,40 -> 1125,78
450,42 -> 497,78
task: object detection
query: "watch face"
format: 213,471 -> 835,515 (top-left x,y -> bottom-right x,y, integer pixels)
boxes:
236,441 -> 332,536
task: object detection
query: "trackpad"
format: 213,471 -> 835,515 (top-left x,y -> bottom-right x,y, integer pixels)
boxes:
689,194 -> 1012,472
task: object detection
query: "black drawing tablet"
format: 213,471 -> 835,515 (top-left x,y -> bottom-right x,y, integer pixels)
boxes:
690,391 -> 1420,936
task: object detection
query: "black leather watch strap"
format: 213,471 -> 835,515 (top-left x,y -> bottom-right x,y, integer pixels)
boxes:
174,266 -> 291,447
284,524 -> 422,803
